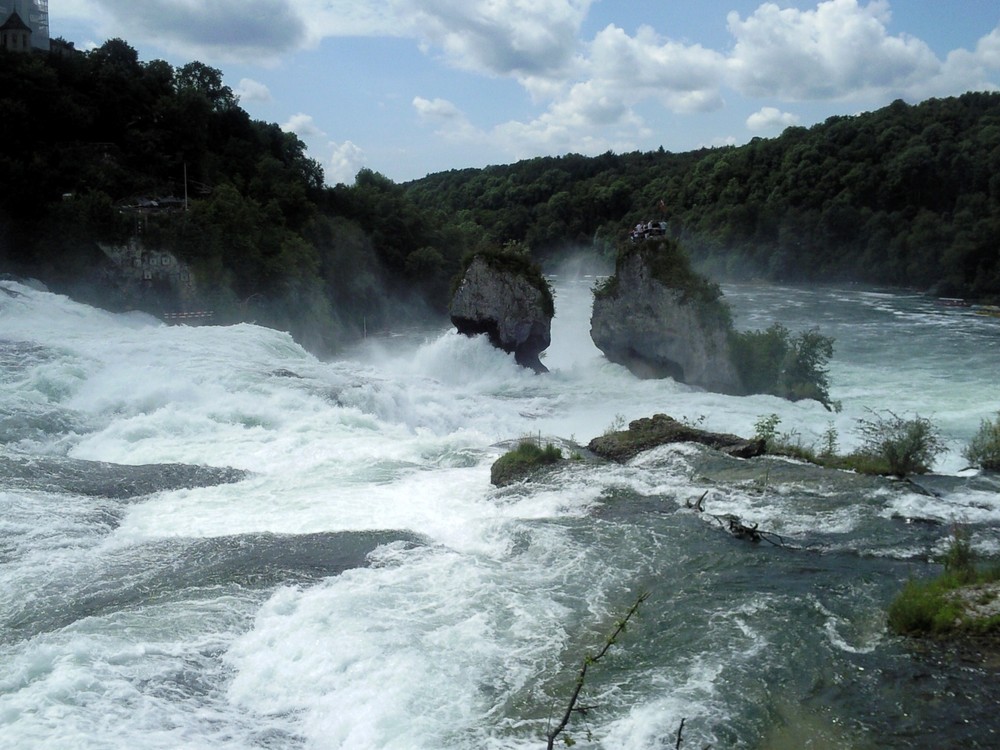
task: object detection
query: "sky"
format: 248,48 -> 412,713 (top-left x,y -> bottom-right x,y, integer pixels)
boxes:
49,1 -> 1000,185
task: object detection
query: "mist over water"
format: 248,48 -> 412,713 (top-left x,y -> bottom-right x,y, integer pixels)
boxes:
2,275 -> 999,749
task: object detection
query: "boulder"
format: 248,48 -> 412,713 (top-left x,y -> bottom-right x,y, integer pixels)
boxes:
587,413 -> 765,463
450,253 -> 553,373
490,441 -> 565,486
590,241 -> 742,393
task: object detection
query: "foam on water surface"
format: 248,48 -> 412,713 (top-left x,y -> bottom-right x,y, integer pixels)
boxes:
3,277 -> 1000,748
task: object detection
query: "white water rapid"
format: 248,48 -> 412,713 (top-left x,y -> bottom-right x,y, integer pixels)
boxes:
2,272 -> 999,749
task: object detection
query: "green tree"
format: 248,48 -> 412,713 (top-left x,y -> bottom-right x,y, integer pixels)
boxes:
175,61 -> 237,112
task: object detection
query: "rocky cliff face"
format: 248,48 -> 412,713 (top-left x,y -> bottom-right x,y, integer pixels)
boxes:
590,244 -> 742,393
450,254 -> 553,373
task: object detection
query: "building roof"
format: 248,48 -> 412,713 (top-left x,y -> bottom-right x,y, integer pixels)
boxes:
1,10 -> 31,33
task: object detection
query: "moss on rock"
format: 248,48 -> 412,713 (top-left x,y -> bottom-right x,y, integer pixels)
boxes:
490,440 -> 564,486
587,413 -> 765,463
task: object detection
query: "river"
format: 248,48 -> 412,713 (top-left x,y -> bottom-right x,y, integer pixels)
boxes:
1,271 -> 999,749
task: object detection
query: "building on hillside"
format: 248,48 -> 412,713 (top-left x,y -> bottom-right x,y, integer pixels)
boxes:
97,197 -> 214,323
0,9 -> 31,51
0,1 -> 48,51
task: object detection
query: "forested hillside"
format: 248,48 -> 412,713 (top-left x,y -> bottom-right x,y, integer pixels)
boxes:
406,92 -> 1000,300
0,41 -> 482,353
3,39 -> 998,358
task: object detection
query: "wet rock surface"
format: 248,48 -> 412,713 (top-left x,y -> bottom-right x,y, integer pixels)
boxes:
450,254 -> 553,373
590,245 -> 742,393
587,413 -> 765,463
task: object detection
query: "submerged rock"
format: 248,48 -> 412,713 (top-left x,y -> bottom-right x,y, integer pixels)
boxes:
587,413 -> 765,463
450,252 -> 553,373
0,454 -> 246,499
590,239 -> 742,393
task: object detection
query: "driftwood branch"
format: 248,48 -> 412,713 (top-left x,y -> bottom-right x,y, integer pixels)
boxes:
688,492 -> 787,547
545,592 -> 649,750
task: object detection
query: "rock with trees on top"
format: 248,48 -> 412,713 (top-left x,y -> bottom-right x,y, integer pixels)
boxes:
591,236 -> 838,410
590,236 -> 743,393
449,248 -> 554,373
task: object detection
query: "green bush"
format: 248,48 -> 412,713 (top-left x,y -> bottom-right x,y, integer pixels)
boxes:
592,273 -> 618,300
887,577 -> 965,636
820,421 -> 839,459
963,412 -> 1000,472
730,323 -> 837,410
854,410 -> 945,476
753,413 -> 782,450
887,527 -> 1000,637
490,440 -> 564,486
942,525 -> 976,583
778,328 -> 836,407
730,325 -> 789,395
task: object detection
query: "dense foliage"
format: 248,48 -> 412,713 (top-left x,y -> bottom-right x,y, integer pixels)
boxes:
407,92 -> 1000,300
0,42 -> 484,353
754,412 -> 948,477
730,323 -> 836,410
963,412 -> 1000,472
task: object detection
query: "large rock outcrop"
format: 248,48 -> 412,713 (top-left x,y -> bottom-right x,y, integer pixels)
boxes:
590,240 -> 742,394
587,413 -> 765,462
450,253 -> 553,373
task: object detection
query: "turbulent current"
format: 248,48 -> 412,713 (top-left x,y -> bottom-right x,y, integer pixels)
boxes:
2,272 -> 999,749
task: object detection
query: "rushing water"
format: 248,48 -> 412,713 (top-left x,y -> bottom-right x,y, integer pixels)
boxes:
2,272 -> 999,749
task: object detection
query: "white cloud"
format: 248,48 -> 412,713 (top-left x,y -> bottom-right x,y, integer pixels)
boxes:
978,27 -> 1000,69
916,26 -> 1000,98
468,21 -> 728,159
746,106 -> 800,133
396,0 -> 593,78
282,113 -> 325,138
412,96 -> 479,141
73,1 -> 592,75
85,0 -> 307,62
294,0 -> 401,41
236,78 -> 272,103
726,0 -> 940,100
588,24 -> 725,107
327,141 -> 366,185
413,96 -> 463,122
68,1 -> 1000,109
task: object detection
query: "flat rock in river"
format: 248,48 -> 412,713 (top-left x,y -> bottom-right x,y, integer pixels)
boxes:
587,413 -> 765,463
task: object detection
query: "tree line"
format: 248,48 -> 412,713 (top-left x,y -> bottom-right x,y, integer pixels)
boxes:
3,39 -> 998,359
405,92 -> 1000,300
0,40 -> 486,354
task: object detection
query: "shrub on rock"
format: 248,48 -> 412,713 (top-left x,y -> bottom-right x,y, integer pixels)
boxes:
491,440 -> 564,486
964,412 -> 1000,472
